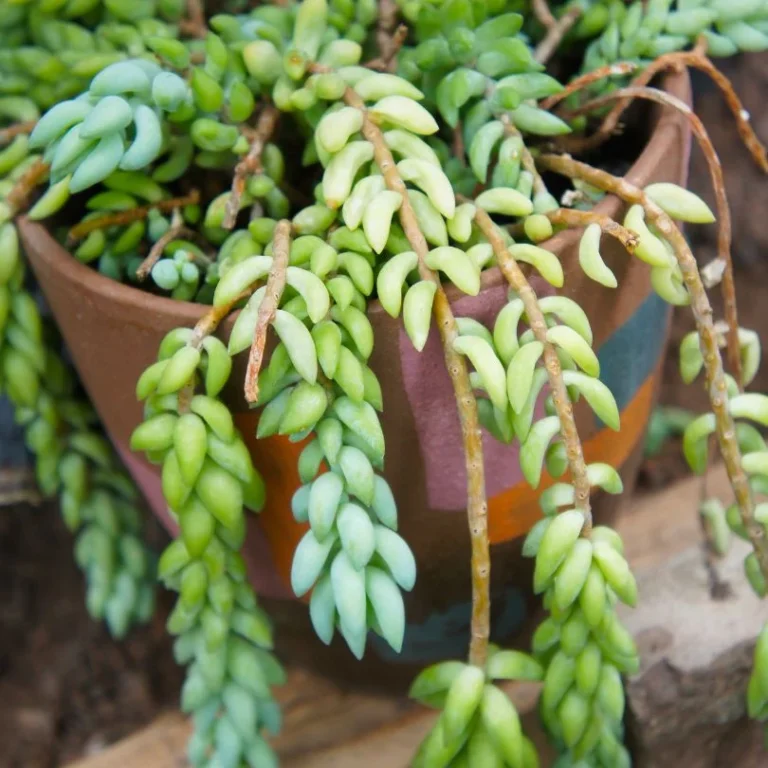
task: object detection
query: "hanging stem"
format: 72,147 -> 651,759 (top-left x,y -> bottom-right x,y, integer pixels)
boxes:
244,220 -> 291,404
365,25 -> 408,71
532,0 -> 556,29
453,122 -> 466,166
368,0 -> 408,72
0,120 -> 37,146
540,62 -> 639,111
7,159 -> 49,214
137,208 -> 192,280
473,207 -> 593,534
544,208 -> 639,250
535,5 -> 582,64
223,105 -> 280,230
564,52 -> 768,173
538,153 -> 768,577
191,288 -> 257,347
337,82 -> 490,668
179,0 -> 207,38
569,84 -> 742,387
375,0 -> 399,57
502,117 -> 547,197
67,189 -> 200,242
177,285 -> 261,413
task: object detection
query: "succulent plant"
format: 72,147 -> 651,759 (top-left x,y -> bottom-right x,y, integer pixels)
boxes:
2,0 -> 768,765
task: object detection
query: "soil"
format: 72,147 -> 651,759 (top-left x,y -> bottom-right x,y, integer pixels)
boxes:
0,506 -> 182,767
1,53 -> 767,768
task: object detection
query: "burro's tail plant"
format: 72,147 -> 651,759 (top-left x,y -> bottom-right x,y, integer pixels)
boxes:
3,0 -> 768,764
0,186 -> 157,638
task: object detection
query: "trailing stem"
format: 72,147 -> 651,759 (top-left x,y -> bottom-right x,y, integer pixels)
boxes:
223,105 -> 280,230
540,62 -> 639,111
535,5 -> 582,65
453,123 -> 466,166
340,85 -> 491,668
368,0 -> 408,72
473,208 -> 593,534
136,208 -> 191,280
179,0 -> 207,38
244,219 -> 291,404
191,288 -> 257,347
502,117 -> 547,197
7,159 -> 49,214
375,0 -> 399,57
67,189 -> 200,241
532,0 -> 556,29
0,120 -> 37,146
538,153 -> 768,578
571,84 -> 741,385
566,52 -> 768,174
179,285 -> 263,412
544,208 -> 639,251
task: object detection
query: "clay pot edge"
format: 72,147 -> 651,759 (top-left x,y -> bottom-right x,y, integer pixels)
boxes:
17,71 -> 691,329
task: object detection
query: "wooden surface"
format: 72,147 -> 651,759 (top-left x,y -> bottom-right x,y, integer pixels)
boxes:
68,465 -> 755,768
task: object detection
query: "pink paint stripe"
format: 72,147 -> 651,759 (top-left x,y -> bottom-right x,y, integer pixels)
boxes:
399,279 -> 554,510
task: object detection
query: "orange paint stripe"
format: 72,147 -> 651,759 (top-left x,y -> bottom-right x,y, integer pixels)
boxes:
487,374 -> 657,544
236,373 -> 657,590
237,412 -> 311,591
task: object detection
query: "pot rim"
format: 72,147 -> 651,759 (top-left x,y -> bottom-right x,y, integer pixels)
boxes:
19,71 -> 691,328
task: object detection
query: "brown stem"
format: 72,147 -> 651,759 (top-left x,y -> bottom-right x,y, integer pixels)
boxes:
453,122 -> 466,166
136,219 -> 213,282
7,159 -> 49,214
563,52 -> 768,174
191,289 -> 254,348
368,0 -> 406,72
538,153 -> 768,578
533,0 -> 556,29
545,208 -> 639,251
376,0 -> 398,52
177,380 -> 196,415
540,62 -> 639,111
339,84 -> 490,668
244,220 -> 291,404
365,26 -> 409,72
137,209 -> 185,281
535,5 -> 582,64
223,106 -> 280,230
179,285 -> 260,413
473,207 -> 593,532
179,0 -> 207,38
502,117 -> 546,197
0,120 -> 37,146
569,85 -> 742,387
389,25 -> 409,67
67,190 -> 200,242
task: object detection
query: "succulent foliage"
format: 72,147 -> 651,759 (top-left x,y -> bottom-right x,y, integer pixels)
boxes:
2,0 -> 768,765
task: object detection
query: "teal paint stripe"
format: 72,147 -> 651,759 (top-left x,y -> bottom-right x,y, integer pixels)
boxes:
372,588 -> 526,664
376,292 -> 670,664
596,292 -> 670,421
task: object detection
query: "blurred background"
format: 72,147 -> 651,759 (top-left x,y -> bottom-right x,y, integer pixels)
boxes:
2,53 -> 767,767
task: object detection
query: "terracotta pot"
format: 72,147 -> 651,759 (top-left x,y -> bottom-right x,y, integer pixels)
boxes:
19,72 -> 692,691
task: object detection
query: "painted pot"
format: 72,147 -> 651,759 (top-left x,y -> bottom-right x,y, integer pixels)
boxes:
19,72 -> 691,691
